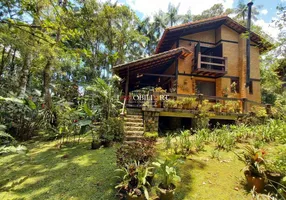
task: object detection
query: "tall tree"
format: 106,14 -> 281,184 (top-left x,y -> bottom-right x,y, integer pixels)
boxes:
234,0 -> 263,25
165,3 -> 182,27
192,4 -> 226,21
182,9 -> 192,23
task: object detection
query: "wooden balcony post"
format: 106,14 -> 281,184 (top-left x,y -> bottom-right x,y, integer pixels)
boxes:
242,98 -> 247,114
265,104 -> 272,115
197,52 -> 201,69
121,67 -> 129,115
224,57 -> 228,72
198,93 -> 203,104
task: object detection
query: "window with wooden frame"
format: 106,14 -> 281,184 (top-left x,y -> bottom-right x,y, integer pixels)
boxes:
230,78 -> 239,93
249,81 -> 253,94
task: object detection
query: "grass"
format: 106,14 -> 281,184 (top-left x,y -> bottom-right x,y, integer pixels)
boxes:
156,137 -> 283,200
0,137 -> 283,200
0,139 -> 118,200
172,145 -> 252,200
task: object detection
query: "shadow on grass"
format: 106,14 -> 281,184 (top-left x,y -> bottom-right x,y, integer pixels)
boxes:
0,140 -> 119,200
175,156 -> 207,199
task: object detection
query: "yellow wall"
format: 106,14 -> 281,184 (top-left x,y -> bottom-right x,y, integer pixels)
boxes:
181,29 -> 216,44
221,25 -> 239,42
177,75 -> 193,94
250,46 -> 260,79
246,81 -> 261,103
222,43 -> 239,76
215,27 -> 221,43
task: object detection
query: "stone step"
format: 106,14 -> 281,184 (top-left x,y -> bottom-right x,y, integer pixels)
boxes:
124,126 -> 144,131
125,115 -> 143,119
124,122 -> 144,127
125,136 -> 144,141
125,133 -> 144,137
126,109 -> 142,115
123,141 -> 141,145
124,118 -> 143,123
125,130 -> 144,135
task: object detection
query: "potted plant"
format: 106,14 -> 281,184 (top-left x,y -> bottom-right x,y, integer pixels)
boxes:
90,128 -> 101,150
152,159 -> 181,200
115,161 -> 152,200
164,99 -> 176,110
154,87 -> 166,108
182,98 -> 188,109
213,103 -> 222,113
236,146 -> 267,193
176,100 -> 183,109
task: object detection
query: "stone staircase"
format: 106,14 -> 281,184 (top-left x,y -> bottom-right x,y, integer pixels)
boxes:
124,108 -> 144,143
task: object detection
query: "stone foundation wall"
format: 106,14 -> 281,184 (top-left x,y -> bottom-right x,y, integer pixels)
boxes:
143,111 -> 159,132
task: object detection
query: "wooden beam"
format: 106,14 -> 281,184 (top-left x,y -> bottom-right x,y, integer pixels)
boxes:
142,73 -> 176,78
124,67 -> 130,98
201,61 -> 225,67
201,54 -> 226,60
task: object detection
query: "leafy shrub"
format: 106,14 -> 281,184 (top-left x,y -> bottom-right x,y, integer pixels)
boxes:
164,134 -> 173,150
98,117 -> 124,143
0,95 -> 44,141
212,127 -> 236,151
179,130 -> 192,155
195,128 -> 210,142
193,133 -> 205,152
193,100 -> 213,129
0,124 -> 14,145
152,158 -> 181,189
115,161 -> 152,199
116,138 -> 155,166
144,131 -> 158,140
267,146 -> 286,175
251,106 -> 268,118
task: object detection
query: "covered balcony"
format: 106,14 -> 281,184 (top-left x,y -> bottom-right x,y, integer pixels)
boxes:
192,43 -> 227,77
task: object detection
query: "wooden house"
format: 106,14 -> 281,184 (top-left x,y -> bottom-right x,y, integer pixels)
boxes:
113,16 -> 272,132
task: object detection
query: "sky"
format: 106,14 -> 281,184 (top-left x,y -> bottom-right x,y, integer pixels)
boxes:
103,0 -> 285,40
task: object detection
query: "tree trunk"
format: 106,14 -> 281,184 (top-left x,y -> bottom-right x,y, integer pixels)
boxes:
18,53 -> 31,97
43,57 -> 53,110
10,49 -> 16,76
0,46 -> 6,78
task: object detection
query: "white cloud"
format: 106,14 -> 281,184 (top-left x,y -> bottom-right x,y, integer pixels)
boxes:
125,0 -> 234,17
255,19 -> 280,40
261,9 -> 268,15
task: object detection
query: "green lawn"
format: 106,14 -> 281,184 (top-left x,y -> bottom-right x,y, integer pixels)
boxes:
0,140 -> 118,200
0,138 -> 281,200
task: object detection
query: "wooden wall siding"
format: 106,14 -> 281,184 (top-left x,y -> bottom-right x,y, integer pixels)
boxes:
215,27 -> 221,43
222,43 -> 239,77
247,81 -> 262,103
178,54 -> 193,74
216,78 -> 222,96
221,25 -> 239,42
250,46 -> 260,79
177,75 -> 193,94
181,29 -> 216,44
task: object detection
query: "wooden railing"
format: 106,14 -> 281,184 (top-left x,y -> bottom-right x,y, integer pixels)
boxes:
146,92 -> 271,115
194,53 -> 228,72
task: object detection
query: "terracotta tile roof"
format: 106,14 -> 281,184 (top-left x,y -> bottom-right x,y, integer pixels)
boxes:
155,15 -> 272,54
113,47 -> 191,72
